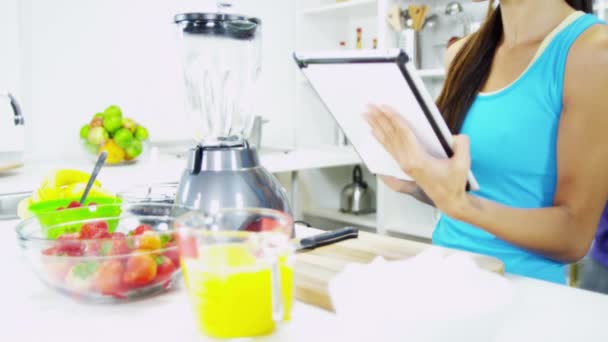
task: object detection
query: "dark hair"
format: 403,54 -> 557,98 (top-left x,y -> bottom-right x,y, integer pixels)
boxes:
436,0 -> 594,133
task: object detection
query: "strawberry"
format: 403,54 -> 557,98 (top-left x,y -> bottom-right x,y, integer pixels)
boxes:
153,255 -> 176,282
67,201 -> 81,209
131,224 -> 153,236
98,239 -> 131,256
123,254 -> 157,287
44,233 -> 84,256
79,221 -> 110,239
163,242 -> 180,268
94,260 -> 126,295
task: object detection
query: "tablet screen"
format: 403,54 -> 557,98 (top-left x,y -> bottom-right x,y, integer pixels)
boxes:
300,62 -> 448,181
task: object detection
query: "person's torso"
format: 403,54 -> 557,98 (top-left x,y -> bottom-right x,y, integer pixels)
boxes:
433,12 -> 604,284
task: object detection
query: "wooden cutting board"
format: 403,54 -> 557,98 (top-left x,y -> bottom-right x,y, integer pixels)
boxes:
294,231 -> 504,312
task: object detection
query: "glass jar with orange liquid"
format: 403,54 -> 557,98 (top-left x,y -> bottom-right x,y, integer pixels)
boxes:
176,208 -> 294,339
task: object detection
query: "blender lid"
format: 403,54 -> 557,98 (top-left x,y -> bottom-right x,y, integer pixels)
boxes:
174,12 -> 260,39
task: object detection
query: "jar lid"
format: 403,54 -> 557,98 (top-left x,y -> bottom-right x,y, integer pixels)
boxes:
174,13 -> 260,40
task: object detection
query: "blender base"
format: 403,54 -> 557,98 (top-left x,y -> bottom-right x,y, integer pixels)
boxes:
175,144 -> 292,217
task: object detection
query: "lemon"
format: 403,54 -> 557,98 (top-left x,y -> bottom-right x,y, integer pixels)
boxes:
100,140 -> 125,164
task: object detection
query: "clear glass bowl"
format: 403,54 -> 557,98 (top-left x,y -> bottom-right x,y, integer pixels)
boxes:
81,139 -> 150,166
16,203 -> 193,302
117,183 -> 178,205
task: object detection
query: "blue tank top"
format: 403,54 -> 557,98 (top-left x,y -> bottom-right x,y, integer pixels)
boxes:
433,13 -> 603,284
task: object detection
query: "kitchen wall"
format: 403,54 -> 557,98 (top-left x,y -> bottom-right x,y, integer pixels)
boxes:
13,0 -> 296,161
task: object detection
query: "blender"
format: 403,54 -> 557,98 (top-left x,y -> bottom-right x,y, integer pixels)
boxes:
173,10 -> 291,216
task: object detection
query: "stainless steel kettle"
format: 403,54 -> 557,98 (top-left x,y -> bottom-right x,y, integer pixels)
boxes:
340,165 -> 376,215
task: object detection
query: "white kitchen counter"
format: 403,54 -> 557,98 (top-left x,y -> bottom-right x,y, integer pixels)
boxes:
1,220 -> 607,342
0,145 -> 360,195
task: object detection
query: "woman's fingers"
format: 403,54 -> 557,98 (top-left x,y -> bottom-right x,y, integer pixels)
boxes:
366,105 -> 396,137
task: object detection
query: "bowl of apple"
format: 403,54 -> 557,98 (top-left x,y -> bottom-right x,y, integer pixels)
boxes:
80,105 -> 150,165
16,203 -> 192,302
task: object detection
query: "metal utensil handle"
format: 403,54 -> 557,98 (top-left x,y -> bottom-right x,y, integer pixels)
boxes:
299,227 -> 359,250
79,151 -> 108,205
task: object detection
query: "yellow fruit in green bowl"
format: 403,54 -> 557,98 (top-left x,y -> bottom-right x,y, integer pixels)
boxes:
17,169 -> 117,219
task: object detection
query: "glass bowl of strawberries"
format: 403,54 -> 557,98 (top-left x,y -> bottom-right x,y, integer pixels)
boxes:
16,203 -> 193,302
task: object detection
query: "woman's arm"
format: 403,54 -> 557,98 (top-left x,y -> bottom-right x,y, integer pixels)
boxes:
377,37 -> 471,207
380,176 -> 435,206
365,26 -> 608,263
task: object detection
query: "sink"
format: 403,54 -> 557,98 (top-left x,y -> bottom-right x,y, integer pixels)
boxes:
0,192 -> 28,220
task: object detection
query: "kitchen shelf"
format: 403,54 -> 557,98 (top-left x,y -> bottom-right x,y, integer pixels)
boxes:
304,207 -> 377,229
417,68 -> 446,78
299,0 -> 377,17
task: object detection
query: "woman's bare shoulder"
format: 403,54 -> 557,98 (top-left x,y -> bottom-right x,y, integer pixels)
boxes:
565,24 -> 608,102
568,24 -> 608,75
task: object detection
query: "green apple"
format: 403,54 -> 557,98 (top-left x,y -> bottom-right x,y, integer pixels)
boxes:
121,117 -> 137,133
104,105 -> 122,119
135,126 -> 149,141
113,128 -> 134,149
125,140 -> 143,158
94,112 -> 104,119
79,124 -> 90,139
87,126 -> 109,145
103,115 -> 122,134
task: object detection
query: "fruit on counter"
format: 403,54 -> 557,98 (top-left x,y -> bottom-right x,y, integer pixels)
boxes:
132,224 -> 153,236
88,126 -> 109,145
79,221 -> 111,239
80,124 -> 90,139
125,140 -> 143,159
17,169 -> 116,219
104,105 -> 122,118
113,128 -> 134,149
135,126 -> 148,141
41,221 -> 180,299
65,261 -> 99,293
94,260 -> 126,295
80,105 -> 149,164
123,254 -> 158,287
90,116 -> 104,128
139,231 -> 162,250
121,118 -> 137,133
99,140 -> 126,164
103,115 -> 123,134
154,255 -> 177,282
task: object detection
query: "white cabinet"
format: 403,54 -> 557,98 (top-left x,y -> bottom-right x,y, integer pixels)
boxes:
0,0 -> 22,97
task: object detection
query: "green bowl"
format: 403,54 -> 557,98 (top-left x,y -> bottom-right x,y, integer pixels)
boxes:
28,197 -> 123,239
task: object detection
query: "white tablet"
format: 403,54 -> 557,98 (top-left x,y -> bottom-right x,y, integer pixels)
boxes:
293,49 -> 479,191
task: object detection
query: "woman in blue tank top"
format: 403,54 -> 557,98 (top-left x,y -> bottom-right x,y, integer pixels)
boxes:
365,0 -> 608,284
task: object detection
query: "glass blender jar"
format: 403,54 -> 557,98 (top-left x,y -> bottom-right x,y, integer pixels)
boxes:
173,11 -> 291,218
175,11 -> 262,146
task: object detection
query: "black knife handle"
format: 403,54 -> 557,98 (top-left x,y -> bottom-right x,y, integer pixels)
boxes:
300,227 -> 359,250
